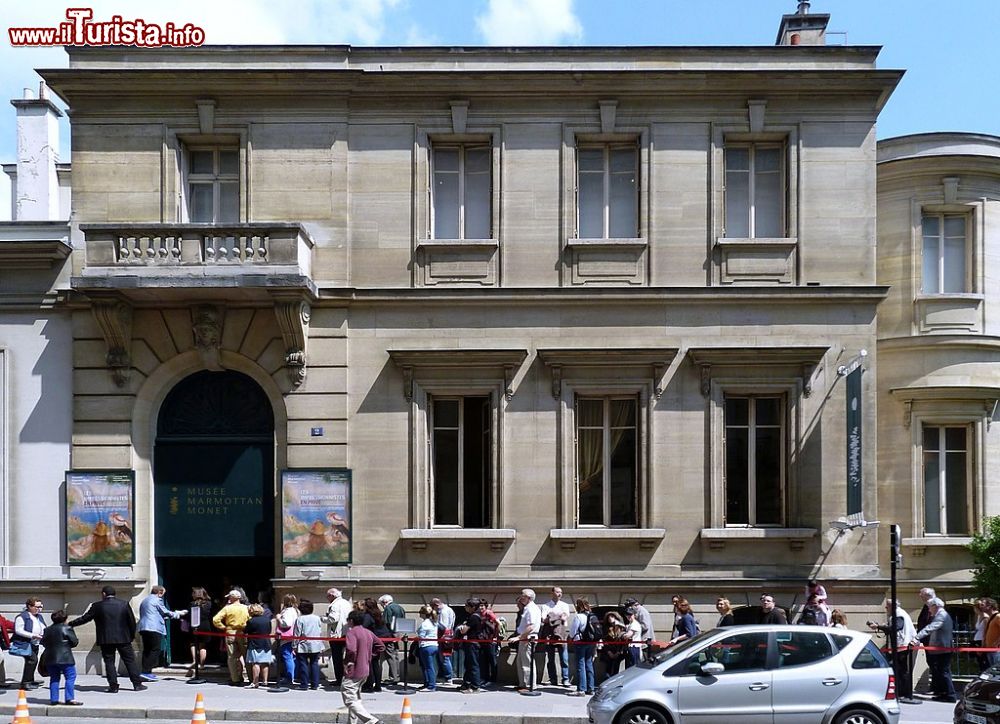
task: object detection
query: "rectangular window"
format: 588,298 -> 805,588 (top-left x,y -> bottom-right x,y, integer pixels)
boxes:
577,145 -> 638,239
576,396 -> 638,527
431,396 -> 491,528
922,424 -> 969,535
432,145 -> 491,239
922,214 -> 968,293
187,147 -> 240,223
725,143 -> 784,238
724,395 -> 784,525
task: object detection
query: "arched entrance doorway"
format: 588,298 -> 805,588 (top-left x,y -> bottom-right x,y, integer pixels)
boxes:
154,370 -> 275,663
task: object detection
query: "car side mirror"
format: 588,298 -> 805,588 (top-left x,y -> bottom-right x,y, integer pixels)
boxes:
700,662 -> 725,676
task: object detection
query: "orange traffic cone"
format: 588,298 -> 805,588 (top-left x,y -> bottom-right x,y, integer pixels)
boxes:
10,688 -> 31,724
190,692 -> 207,724
399,696 -> 412,724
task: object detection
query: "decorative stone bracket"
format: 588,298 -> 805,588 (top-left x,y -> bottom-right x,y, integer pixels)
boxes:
91,299 -> 133,387
191,304 -> 225,371
273,298 -> 311,388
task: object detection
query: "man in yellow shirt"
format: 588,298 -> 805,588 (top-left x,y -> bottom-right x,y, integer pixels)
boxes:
213,590 -> 250,685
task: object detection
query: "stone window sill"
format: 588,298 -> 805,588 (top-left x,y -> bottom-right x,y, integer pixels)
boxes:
565,237 -> 647,249
400,528 -> 515,551
903,536 -> 972,556
549,527 -> 664,551
715,237 -> 798,248
914,293 -> 984,302
700,527 -> 817,551
415,238 -> 498,250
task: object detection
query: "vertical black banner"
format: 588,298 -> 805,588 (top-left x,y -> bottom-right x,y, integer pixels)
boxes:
846,366 -> 863,517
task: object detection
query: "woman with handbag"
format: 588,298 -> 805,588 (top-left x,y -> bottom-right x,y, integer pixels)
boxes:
185,587 -> 213,676
40,610 -> 82,706
11,598 -> 45,689
276,594 -> 299,687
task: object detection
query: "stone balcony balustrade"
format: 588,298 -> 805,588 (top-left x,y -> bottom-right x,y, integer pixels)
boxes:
74,222 -> 316,300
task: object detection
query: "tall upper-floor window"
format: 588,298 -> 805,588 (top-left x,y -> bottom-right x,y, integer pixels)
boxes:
576,396 -> 638,527
432,145 -> 491,240
725,395 -> 784,526
725,143 -> 784,238
577,145 -> 638,239
923,424 -> 969,536
921,214 -> 968,294
431,396 -> 492,528
186,147 -> 239,223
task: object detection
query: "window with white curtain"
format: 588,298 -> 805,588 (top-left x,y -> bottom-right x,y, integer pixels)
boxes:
921,214 -> 968,294
432,145 -> 491,240
724,143 -> 784,238
922,424 -> 970,535
577,145 -> 638,239
576,396 -> 638,527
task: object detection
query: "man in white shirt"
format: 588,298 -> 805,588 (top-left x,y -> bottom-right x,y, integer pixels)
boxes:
322,587 -> 353,686
431,598 -> 456,682
542,586 -> 571,686
514,588 -> 541,692
868,598 -> 918,703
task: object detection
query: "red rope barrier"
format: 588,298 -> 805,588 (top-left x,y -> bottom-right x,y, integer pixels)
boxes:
194,629 -> 643,646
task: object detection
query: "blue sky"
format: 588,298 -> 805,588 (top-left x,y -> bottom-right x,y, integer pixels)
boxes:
2,0 -> 998,219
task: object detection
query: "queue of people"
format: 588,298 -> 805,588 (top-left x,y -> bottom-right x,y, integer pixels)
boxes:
0,578 -> 986,713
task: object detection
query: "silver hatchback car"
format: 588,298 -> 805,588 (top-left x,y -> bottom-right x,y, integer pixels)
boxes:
587,625 -> 899,724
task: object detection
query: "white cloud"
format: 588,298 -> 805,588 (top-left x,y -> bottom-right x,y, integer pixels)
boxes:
475,0 -> 583,45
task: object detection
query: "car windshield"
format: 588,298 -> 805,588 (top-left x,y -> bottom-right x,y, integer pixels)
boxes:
649,631 -> 714,665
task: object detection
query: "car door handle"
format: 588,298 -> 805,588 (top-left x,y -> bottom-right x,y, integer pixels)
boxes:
821,678 -> 843,686
748,683 -> 770,691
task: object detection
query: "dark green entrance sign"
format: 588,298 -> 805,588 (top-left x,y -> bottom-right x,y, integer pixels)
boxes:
155,442 -> 273,557
845,365 -> 863,519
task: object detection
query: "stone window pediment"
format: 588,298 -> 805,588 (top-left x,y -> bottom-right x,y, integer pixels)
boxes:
687,346 -> 827,397
538,347 -> 678,399
387,348 -> 528,402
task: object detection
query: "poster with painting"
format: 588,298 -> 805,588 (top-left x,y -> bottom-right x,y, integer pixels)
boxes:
281,469 -> 351,564
65,470 -> 135,565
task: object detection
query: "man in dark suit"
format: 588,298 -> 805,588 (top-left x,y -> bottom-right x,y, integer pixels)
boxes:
757,594 -> 788,624
69,585 -> 146,693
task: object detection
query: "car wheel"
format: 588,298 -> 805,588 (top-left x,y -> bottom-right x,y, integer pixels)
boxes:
833,708 -> 884,724
616,704 -> 671,724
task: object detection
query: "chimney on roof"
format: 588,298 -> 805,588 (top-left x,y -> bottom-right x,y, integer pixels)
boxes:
776,1 -> 830,46
8,81 -> 63,221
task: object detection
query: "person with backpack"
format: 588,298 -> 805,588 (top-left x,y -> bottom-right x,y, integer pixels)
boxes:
378,595 -> 406,684
796,594 -> 828,626
476,599 -> 500,685
568,598 -> 600,696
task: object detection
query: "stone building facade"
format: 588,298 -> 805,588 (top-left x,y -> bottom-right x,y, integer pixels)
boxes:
1,7 -> 996,665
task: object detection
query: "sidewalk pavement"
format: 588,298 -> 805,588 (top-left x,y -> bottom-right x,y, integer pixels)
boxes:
0,674 -> 957,723
0,673 -> 591,723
